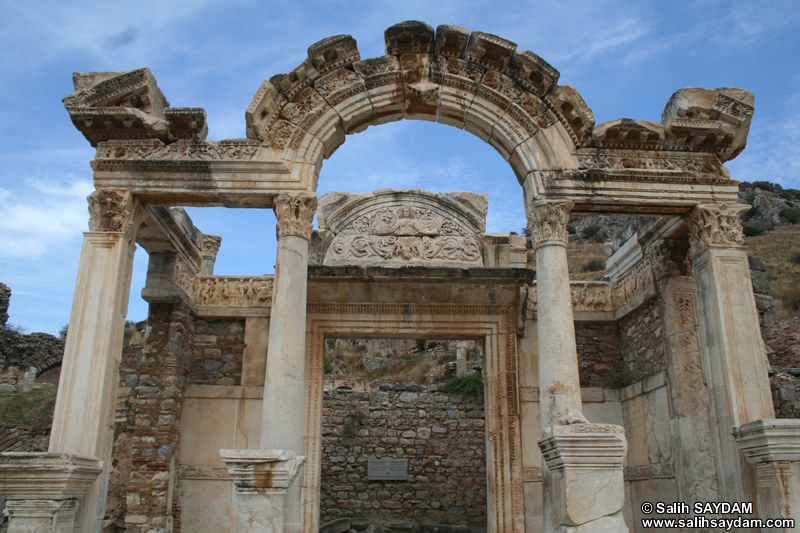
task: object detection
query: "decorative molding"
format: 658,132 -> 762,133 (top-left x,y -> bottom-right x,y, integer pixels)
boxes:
624,462 -> 674,481
194,276 -> 274,308
326,206 -> 482,266
178,464 -> 231,480
87,189 -> 136,239
526,200 -> 573,248
577,150 -> 726,177
686,203 -> 749,254
173,256 -> 197,296
275,192 -> 317,240
95,138 -> 260,161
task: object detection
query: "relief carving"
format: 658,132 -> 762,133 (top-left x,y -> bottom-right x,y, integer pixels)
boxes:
173,256 -> 197,295
274,192 -> 317,240
526,200 -> 573,248
194,276 -> 274,308
528,282 -> 613,313
612,256 -> 655,309
686,203 -> 749,253
95,139 -> 260,161
327,206 -> 482,265
87,190 -> 135,238
577,150 -> 725,177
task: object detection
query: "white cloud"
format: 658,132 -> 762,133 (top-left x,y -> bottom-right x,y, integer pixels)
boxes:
0,176 -> 93,258
727,74 -> 800,189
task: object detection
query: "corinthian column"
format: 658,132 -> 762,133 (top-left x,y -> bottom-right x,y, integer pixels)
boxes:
687,203 -> 774,503
527,200 -> 582,427
528,200 -> 628,533
48,190 -> 139,532
251,192 -> 316,533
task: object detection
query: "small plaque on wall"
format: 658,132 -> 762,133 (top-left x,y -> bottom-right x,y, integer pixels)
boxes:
367,459 -> 408,480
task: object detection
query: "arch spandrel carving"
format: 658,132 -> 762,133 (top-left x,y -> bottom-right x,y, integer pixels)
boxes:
315,189 -> 488,268
72,20 -> 754,212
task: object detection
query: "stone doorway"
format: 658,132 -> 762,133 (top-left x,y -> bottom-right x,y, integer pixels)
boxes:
318,337 -> 487,530
302,295 -> 525,533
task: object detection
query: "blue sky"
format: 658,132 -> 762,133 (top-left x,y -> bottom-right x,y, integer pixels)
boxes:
1,0 -> 798,334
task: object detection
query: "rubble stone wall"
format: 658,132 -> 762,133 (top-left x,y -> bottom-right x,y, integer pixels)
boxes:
319,383 -> 487,528
575,322 -> 623,388
749,255 -> 776,339
618,297 -> 666,386
188,318 -> 245,386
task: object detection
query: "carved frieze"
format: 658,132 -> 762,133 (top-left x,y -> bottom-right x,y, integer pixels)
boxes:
318,190 -> 487,268
526,200 -> 573,248
87,190 -> 136,238
194,276 -> 274,308
327,206 -> 482,265
95,139 -> 261,161
274,192 -> 317,240
686,203 -> 749,254
577,149 -> 726,177
527,282 -> 614,313
173,256 -> 197,296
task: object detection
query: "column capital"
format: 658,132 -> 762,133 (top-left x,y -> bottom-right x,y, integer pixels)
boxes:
201,234 -> 222,260
87,189 -> 138,240
274,192 -> 317,241
686,203 -> 749,255
526,199 -> 574,249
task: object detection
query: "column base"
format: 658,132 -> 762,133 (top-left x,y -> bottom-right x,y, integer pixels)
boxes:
0,452 -> 102,533
220,449 -> 305,533
539,420 -> 629,532
733,419 -> 800,524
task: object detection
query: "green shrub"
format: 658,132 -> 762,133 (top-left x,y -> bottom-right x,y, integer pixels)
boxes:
416,339 -> 427,352
742,224 -> 763,237
567,225 -> 577,235
441,373 -> 484,399
780,208 -> 800,224
790,253 -> 800,266
582,258 -> 605,272
581,224 -> 602,239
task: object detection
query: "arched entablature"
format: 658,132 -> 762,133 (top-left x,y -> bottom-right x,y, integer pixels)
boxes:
71,21 -> 755,213
244,21 -> 590,206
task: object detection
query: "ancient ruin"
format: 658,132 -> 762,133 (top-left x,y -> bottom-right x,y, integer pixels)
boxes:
1,19 -> 798,533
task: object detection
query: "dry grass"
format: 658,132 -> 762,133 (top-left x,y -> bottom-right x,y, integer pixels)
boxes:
0,387 -> 57,430
744,225 -> 800,320
567,240 -> 608,281
325,341 -> 457,384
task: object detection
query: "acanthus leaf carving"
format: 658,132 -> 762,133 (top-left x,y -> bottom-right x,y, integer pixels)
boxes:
274,192 -> 317,240
87,190 -> 136,239
325,205 -> 482,266
202,235 -> 222,261
686,203 -> 749,253
526,200 -> 573,248
95,139 -> 260,161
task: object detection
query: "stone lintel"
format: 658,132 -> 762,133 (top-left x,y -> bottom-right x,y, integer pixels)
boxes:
220,450 -> 305,493
308,264 -> 535,282
0,452 -> 102,500
733,419 -> 800,464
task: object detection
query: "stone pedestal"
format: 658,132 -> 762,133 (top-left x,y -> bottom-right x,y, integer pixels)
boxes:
260,192 -> 317,533
220,450 -> 305,533
538,424 -> 629,532
0,453 -> 102,533
687,203 -> 774,502
733,419 -> 800,528
49,190 -> 139,532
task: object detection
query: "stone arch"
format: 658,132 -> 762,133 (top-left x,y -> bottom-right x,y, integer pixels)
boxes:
244,21 -> 593,200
